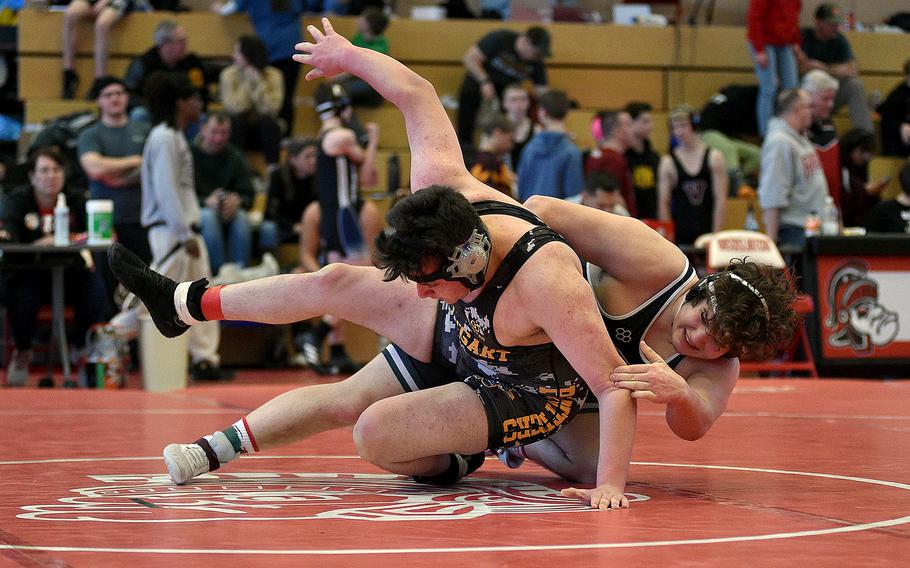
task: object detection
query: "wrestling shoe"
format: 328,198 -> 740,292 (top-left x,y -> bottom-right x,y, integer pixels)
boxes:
296,331 -> 328,374
163,443 -> 212,484
413,452 -> 486,485
495,446 -> 526,469
108,244 -> 189,338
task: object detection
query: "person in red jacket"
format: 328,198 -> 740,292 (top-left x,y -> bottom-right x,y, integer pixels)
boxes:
747,0 -> 804,137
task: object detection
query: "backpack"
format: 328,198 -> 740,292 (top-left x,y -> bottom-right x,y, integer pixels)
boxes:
27,110 -> 97,190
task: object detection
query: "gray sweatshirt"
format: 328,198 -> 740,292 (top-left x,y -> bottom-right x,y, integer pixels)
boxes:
140,122 -> 200,244
758,119 -> 829,229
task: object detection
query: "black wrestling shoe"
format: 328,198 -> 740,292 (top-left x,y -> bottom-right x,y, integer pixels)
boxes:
413,453 -> 486,485
108,243 -> 189,338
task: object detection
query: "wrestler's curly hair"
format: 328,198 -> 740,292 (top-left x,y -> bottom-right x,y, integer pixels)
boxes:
685,258 -> 801,361
373,185 -> 481,282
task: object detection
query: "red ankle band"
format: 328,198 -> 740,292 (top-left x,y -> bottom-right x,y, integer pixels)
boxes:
201,285 -> 225,321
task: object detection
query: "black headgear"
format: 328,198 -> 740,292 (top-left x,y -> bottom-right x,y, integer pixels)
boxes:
315,83 -> 352,120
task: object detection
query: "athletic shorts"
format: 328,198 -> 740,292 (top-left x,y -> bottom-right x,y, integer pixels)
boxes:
382,342 -> 587,451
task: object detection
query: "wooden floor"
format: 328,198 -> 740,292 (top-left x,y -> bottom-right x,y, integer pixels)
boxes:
1,371 -> 909,566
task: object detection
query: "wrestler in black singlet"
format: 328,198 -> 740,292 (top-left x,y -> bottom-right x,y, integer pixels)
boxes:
383,201 -> 589,451
316,127 -> 360,257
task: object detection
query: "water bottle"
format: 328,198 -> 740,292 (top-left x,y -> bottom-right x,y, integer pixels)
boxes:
54,193 -> 70,246
822,196 -> 841,236
804,210 -> 821,237
387,153 -> 400,194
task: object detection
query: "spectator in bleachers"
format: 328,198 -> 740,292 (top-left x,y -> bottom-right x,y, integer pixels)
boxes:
802,69 -> 841,207
746,0 -> 801,137
295,197 -> 382,374
580,171 -> 629,216
864,159 -> 910,234
624,101 -> 660,219
758,89 -> 828,247
466,114 -> 514,197
877,58 -> 910,158
839,128 -> 886,228
457,25 -> 550,145
0,148 -> 108,386
330,7 -> 389,107
141,71 -> 224,381
517,90 -> 582,202
798,3 -> 873,133
219,35 -> 284,171
61,0 -> 160,99
585,109 -> 637,217
212,0 -> 304,135
295,82 -> 380,373
123,20 -> 210,123
501,83 -> 537,171
77,76 -> 151,308
658,105 -> 728,245
265,136 -> 319,246
191,112 -> 259,274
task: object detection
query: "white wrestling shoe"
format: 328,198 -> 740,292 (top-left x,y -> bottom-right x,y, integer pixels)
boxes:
163,443 -> 211,484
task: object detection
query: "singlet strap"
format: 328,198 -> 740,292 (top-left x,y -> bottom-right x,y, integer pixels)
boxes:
473,200 -> 545,226
483,225 -> 566,293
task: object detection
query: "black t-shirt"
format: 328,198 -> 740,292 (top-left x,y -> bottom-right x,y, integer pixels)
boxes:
864,199 -> 910,234
124,47 -> 211,107
477,30 -> 547,88
266,166 -> 318,240
625,139 -> 660,219
801,28 -> 853,65
878,82 -> 910,157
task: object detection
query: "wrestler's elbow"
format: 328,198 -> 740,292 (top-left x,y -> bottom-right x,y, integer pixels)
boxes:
524,195 -> 551,216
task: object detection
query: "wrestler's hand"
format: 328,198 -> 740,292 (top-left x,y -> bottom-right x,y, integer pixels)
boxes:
609,341 -> 688,404
561,485 -> 629,510
293,18 -> 353,81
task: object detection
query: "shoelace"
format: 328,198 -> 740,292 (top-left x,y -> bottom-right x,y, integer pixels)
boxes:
184,445 -> 210,474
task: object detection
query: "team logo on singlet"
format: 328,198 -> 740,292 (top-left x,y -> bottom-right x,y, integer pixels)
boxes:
615,328 -> 633,343
17,473 -> 649,522
681,179 -> 709,206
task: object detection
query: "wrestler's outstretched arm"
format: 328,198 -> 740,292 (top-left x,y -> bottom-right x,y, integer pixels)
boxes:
294,18 -> 507,203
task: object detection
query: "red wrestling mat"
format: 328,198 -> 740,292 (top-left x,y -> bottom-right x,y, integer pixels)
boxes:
1,378 -> 909,566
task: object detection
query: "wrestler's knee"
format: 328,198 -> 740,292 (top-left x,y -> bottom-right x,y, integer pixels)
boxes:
351,401 -> 397,464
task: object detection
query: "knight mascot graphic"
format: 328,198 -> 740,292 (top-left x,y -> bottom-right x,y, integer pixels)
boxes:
825,261 -> 899,354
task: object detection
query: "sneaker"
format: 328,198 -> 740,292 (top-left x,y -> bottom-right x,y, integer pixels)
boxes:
108,244 -> 189,338
6,349 -> 32,386
495,446 -> 526,469
62,69 -> 79,99
413,452 -> 486,485
163,443 -> 211,484
296,332 -> 327,374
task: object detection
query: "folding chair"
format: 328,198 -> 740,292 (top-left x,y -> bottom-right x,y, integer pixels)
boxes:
704,230 -> 818,378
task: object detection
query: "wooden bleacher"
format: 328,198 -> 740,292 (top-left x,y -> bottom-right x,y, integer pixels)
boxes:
16,9 -> 910,194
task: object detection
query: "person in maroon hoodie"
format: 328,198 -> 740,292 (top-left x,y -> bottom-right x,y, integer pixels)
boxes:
747,0 -> 803,137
